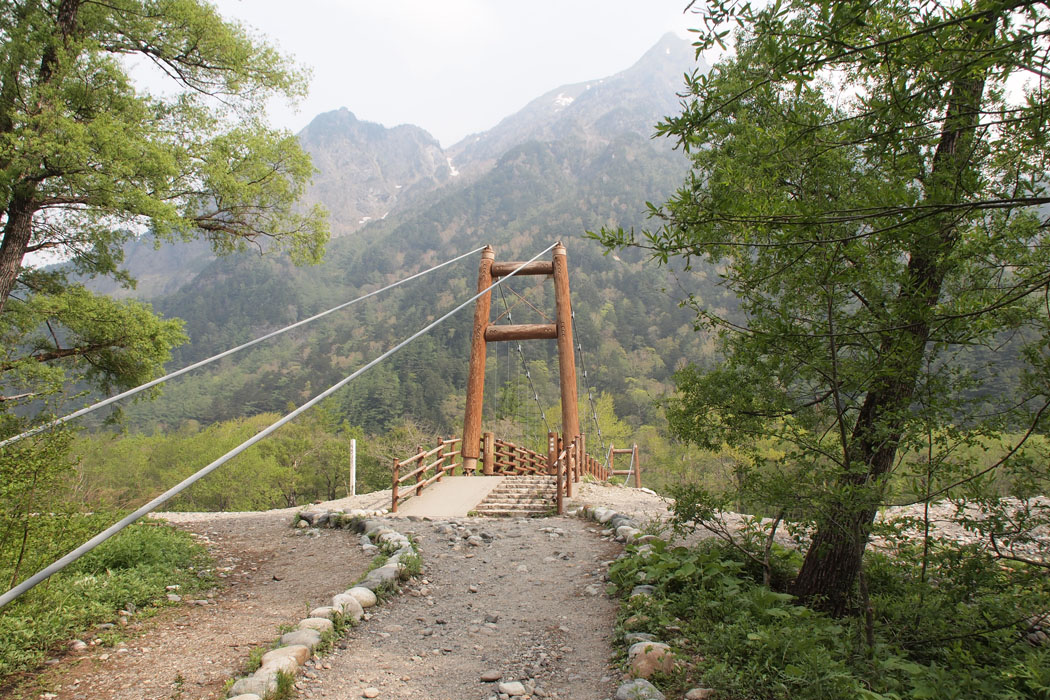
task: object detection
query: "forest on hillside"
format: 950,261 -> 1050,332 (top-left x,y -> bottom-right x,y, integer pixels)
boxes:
4,0 -> 1050,696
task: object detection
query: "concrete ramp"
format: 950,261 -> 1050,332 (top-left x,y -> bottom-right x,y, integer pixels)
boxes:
395,476 -> 504,517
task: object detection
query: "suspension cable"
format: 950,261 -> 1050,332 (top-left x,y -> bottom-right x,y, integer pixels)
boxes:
572,309 -> 608,460
0,243 -> 557,609
0,246 -> 486,449
497,284 -> 551,437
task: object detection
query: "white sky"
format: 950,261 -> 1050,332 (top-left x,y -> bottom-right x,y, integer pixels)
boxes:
213,0 -> 703,147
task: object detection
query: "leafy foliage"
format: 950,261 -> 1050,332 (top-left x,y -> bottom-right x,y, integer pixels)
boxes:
595,0 -> 1050,613
0,517 -> 211,682
610,540 -> 1050,700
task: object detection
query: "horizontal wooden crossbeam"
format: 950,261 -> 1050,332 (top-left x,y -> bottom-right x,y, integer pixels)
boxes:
484,323 -> 558,342
490,261 -> 554,277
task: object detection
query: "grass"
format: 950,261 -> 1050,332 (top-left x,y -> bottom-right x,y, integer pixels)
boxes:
0,516 -> 213,686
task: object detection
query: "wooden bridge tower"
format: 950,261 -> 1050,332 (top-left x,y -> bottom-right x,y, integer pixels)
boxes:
461,243 -> 579,474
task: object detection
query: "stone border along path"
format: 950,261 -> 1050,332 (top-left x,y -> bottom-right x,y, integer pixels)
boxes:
226,514 -> 417,700
576,505 -> 714,700
220,495 -> 714,700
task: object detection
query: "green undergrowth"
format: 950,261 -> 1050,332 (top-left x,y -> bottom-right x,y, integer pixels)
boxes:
0,515 -> 212,684
610,539 -> 1050,700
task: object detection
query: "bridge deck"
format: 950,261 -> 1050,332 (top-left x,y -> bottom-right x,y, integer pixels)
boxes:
394,476 -> 505,517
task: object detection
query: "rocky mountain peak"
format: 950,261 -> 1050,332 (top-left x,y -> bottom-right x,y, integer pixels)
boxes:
298,108 -> 452,238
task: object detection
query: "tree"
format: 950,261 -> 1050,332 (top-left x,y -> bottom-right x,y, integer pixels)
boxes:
0,0 -> 329,414
597,0 -> 1050,615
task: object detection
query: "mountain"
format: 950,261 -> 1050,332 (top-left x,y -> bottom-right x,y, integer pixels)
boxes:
100,34 -> 727,438
447,32 -> 699,176
297,109 -> 454,238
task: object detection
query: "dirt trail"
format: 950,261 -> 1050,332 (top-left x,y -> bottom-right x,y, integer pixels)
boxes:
16,513 -> 371,700
310,515 -> 621,700
13,486 -> 642,700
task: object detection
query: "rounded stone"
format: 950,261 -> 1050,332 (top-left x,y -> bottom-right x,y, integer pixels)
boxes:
258,654 -> 299,675
309,606 -> 337,620
347,586 -> 377,608
628,641 -> 674,678
615,678 -> 665,700
362,688 -> 380,698
229,675 -> 276,698
333,593 -> 364,621
498,680 -> 527,696
261,644 -> 310,667
280,628 -> 322,650
298,617 -> 334,635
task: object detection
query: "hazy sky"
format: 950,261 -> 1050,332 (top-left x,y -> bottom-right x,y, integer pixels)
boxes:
212,1 -> 703,147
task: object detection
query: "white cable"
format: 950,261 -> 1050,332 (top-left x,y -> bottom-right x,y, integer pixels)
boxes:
0,246 -> 486,449
0,243 -> 557,609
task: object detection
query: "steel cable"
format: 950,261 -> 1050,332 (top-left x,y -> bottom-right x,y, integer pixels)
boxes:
0,243 -> 556,608
0,247 -> 486,448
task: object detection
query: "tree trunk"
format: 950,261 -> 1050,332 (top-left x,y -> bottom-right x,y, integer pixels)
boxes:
790,21 -> 993,615
0,0 -> 81,313
0,196 -> 35,313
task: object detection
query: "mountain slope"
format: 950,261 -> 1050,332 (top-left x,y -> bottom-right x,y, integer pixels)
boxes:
298,108 -> 454,238
107,35 -> 727,439
447,32 -> 699,176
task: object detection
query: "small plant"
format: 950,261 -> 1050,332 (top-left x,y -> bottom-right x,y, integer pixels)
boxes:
399,552 -> 422,578
271,669 -> 295,700
170,672 -> 186,699
244,644 -> 268,674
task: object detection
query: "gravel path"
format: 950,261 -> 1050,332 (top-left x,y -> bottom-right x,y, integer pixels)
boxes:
12,492 -> 624,700
16,513 -> 371,700
300,515 -> 621,700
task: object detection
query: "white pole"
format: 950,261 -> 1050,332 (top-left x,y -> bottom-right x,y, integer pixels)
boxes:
350,438 -> 357,496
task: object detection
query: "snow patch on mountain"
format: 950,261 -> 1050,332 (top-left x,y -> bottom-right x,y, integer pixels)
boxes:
554,92 -> 574,108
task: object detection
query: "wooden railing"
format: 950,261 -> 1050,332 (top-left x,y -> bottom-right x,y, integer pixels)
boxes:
491,438 -> 547,475
390,431 -> 642,515
608,444 -> 642,488
391,437 -> 462,513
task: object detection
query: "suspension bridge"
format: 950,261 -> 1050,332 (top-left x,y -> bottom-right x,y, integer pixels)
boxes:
0,242 -> 643,610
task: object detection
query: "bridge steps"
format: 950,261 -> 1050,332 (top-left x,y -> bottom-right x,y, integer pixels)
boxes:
473,475 -> 557,517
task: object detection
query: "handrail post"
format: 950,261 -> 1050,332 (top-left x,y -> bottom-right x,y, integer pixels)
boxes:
580,433 -> 587,479
556,449 -> 564,516
391,458 -> 400,513
574,435 -> 582,484
415,445 -> 425,496
633,444 -> 642,488
571,438 -> 579,497
483,431 -> 495,475
436,438 -> 446,482
550,432 -> 558,476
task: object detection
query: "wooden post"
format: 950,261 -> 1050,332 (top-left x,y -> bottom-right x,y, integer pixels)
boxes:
415,445 -> 424,496
483,431 -> 495,476
575,433 -> 583,484
557,435 -> 564,489
436,439 -> 446,482
391,458 -> 400,513
462,246 -> 495,474
567,438 -> 577,499
633,444 -> 642,488
552,242 -> 580,447
555,436 -> 564,515
579,433 -> 587,480
550,432 -> 558,476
